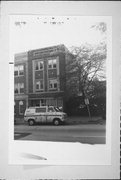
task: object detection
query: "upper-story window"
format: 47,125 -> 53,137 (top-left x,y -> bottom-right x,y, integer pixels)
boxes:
35,80 -> 44,91
48,59 -> 57,69
14,84 -> 19,94
49,79 -> 58,90
19,83 -> 24,93
14,83 -> 24,94
35,61 -> 44,71
14,65 -> 24,76
19,65 -> 24,76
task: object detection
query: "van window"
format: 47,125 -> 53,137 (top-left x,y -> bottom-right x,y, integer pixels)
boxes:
27,108 -> 35,113
36,107 -> 46,113
48,107 -> 55,112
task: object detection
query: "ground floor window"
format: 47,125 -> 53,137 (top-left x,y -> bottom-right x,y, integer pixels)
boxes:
29,98 -> 63,109
46,98 -> 57,106
40,99 -> 46,106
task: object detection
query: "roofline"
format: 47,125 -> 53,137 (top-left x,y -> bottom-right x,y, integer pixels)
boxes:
14,44 -> 68,56
28,44 -> 66,52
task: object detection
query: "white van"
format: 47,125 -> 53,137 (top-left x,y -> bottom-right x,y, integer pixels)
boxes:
24,106 -> 67,126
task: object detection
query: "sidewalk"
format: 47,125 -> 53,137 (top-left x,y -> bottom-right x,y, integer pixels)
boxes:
67,116 -> 105,125
14,118 -> 24,125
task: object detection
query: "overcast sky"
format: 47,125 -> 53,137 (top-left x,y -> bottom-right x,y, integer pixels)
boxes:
10,16 -> 106,54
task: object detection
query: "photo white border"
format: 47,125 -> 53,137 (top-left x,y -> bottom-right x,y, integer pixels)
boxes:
0,1 -> 120,179
9,15 -> 112,165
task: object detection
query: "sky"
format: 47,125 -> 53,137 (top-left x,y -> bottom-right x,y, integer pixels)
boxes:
10,15 -> 106,54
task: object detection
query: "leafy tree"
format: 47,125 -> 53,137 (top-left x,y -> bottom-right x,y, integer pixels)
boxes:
65,42 -> 106,100
63,22 -> 107,116
63,42 -> 106,117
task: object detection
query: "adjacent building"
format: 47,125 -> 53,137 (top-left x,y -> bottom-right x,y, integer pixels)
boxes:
14,52 -> 28,117
14,44 -> 68,118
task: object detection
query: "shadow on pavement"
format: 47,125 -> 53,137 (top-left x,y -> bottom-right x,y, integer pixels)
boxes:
14,132 -> 31,140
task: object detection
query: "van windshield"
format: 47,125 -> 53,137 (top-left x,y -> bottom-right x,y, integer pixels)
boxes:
54,107 -> 61,112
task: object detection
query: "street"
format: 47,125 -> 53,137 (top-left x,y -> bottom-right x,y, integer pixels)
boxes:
14,117 -> 106,144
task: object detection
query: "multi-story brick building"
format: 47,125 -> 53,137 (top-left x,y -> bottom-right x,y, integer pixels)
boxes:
14,52 -> 28,117
14,44 -> 68,118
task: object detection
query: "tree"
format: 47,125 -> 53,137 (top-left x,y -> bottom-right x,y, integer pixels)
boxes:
64,42 -> 106,116
65,42 -> 106,99
64,22 -> 107,116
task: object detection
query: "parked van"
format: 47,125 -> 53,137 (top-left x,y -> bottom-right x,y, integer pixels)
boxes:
24,106 -> 67,126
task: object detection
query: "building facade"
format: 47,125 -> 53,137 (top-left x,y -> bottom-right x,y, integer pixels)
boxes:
14,52 -> 28,117
14,45 -> 67,118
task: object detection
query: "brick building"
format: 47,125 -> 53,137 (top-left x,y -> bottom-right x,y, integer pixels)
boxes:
14,44 -> 68,118
14,52 -> 28,117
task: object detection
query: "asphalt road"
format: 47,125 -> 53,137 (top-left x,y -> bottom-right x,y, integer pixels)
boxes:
14,123 -> 106,144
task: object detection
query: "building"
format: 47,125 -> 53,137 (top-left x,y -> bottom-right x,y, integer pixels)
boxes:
14,52 -> 28,117
14,44 -> 68,118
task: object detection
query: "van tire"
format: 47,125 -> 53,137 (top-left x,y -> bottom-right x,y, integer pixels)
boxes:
53,119 -> 60,126
28,119 -> 35,126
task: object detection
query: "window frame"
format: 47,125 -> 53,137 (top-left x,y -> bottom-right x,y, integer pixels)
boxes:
14,65 -> 24,77
19,65 -> 24,76
48,59 -> 57,69
35,79 -> 44,91
14,83 -> 24,94
48,79 -> 58,90
14,83 -> 19,94
35,60 -> 44,71
19,83 -> 24,94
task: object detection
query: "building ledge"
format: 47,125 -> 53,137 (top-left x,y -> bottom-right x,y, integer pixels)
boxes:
28,91 -> 64,99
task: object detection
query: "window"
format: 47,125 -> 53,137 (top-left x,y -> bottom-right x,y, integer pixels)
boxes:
40,99 -> 46,106
48,59 -> 57,69
14,84 -> 19,94
14,83 -> 24,94
19,65 -> 24,75
35,80 -> 44,91
35,61 -> 44,71
14,66 -> 18,76
49,79 -> 58,90
19,83 -> 24,93
35,62 -> 39,70
46,98 -> 57,107
39,61 -> 43,70
14,65 -> 24,76
36,81 -> 40,90
36,107 -> 46,113
48,107 -> 55,112
53,59 -> 57,68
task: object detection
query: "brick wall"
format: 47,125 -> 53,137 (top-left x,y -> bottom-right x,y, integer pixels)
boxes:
14,62 -> 27,94
58,53 -> 66,92
14,99 -> 26,118
28,47 -> 66,94
15,45 -> 68,114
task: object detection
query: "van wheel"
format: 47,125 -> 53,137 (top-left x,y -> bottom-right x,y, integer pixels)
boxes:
28,119 -> 35,126
53,119 -> 60,126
